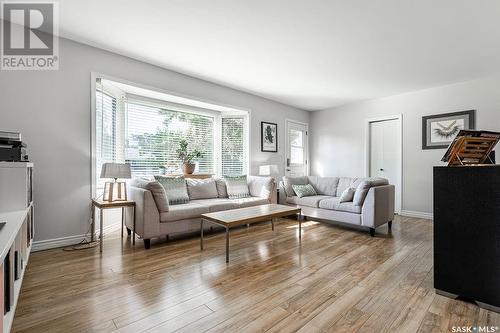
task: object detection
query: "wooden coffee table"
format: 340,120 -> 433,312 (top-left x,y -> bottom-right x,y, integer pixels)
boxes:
200,204 -> 302,263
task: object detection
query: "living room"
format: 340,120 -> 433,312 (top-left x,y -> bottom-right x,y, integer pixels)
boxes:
0,1 -> 499,332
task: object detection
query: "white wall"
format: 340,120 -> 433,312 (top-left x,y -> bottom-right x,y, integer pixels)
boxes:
0,37 -> 309,245
310,76 -> 500,216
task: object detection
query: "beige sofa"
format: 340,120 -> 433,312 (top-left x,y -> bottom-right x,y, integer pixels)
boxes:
126,176 -> 276,248
279,176 -> 394,236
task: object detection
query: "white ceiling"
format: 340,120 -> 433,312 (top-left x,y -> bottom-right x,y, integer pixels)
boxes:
58,0 -> 500,111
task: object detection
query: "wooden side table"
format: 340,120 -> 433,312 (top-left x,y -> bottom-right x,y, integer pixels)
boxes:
91,199 -> 136,253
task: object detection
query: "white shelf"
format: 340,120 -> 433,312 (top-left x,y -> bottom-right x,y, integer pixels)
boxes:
2,245 -> 30,333
0,163 -> 33,333
0,210 -> 29,262
0,162 -> 33,169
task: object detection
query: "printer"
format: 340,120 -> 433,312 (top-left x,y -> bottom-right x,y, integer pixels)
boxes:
0,131 -> 29,162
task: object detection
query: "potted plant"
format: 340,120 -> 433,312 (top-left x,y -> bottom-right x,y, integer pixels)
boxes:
176,139 -> 204,174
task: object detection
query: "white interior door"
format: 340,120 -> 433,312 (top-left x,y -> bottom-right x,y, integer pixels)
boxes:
369,118 -> 401,213
286,120 -> 308,177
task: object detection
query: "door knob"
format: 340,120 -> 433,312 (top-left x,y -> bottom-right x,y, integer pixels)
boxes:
380,168 -> 384,171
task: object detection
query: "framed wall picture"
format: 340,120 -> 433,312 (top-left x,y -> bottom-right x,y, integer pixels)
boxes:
422,110 -> 476,149
261,121 -> 278,152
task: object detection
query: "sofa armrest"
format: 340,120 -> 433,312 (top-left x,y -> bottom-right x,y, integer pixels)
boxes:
278,181 -> 288,204
247,176 -> 277,203
361,185 -> 395,228
127,186 -> 160,238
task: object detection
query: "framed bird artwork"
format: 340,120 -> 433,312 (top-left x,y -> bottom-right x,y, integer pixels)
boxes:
422,110 -> 476,149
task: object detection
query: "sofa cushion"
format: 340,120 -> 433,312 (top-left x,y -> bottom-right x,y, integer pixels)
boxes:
233,197 -> 269,208
286,195 -> 332,208
292,184 -> 317,198
336,177 -> 358,197
190,199 -> 239,212
318,197 -> 362,214
160,202 -> 209,222
283,176 -> 309,197
352,177 -> 389,206
187,178 -> 218,200
225,175 -> 251,199
192,197 -> 268,212
307,176 -> 340,196
339,187 -> 356,203
247,176 -> 273,199
154,176 -> 189,205
214,177 -> 228,198
130,178 -> 169,212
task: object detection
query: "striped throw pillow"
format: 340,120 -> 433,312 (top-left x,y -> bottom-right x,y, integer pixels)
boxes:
224,175 -> 251,199
154,176 -> 189,205
292,184 -> 317,198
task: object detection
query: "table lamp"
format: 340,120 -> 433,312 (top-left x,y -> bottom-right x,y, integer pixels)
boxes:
100,163 -> 131,201
259,165 -> 279,178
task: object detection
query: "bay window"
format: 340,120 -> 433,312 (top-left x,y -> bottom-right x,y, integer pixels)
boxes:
94,78 -> 249,192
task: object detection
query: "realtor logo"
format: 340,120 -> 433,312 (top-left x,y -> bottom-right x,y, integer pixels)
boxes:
1,1 -> 59,70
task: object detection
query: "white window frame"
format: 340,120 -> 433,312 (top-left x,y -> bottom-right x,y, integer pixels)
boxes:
90,73 -> 251,198
219,114 -> 250,176
285,119 -> 310,177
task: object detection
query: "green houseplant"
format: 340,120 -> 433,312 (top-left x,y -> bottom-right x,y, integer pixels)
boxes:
176,139 -> 204,174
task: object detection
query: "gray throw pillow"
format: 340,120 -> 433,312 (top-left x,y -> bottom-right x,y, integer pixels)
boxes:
187,178 -> 218,200
214,177 -> 228,198
225,175 -> 251,199
130,178 -> 169,212
154,176 -> 189,205
352,178 -> 388,206
339,187 -> 356,203
292,184 -> 317,198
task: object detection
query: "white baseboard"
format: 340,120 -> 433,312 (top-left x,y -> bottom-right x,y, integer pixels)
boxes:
400,210 -> 433,220
32,222 -> 121,252
32,234 -> 87,252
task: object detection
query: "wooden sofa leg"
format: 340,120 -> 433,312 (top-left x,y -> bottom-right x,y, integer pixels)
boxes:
126,227 -> 131,236
144,239 -> 151,249
369,228 -> 375,237
388,221 -> 393,230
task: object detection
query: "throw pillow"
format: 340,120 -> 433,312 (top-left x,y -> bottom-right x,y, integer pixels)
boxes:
283,176 -> 308,197
154,176 -> 189,205
186,178 -> 218,200
130,178 -> 169,212
352,178 -> 389,206
292,184 -> 317,198
214,177 -> 228,198
339,187 -> 356,203
224,175 -> 251,199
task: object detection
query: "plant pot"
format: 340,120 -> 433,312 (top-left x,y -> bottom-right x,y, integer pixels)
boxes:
182,163 -> 196,174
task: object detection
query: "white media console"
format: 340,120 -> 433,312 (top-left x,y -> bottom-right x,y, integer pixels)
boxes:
0,162 -> 34,333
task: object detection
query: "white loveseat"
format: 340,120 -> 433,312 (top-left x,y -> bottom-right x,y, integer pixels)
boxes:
279,176 -> 394,236
126,176 -> 276,248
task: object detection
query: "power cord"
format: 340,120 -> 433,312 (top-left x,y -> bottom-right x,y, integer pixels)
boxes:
62,195 -> 103,251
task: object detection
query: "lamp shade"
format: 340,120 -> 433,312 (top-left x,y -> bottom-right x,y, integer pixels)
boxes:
259,164 -> 279,176
100,163 -> 131,179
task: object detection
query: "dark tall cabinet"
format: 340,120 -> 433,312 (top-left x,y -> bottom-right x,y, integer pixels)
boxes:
433,165 -> 500,312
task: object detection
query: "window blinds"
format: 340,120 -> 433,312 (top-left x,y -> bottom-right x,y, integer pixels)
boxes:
125,100 -> 215,176
221,117 -> 245,176
96,90 -> 117,190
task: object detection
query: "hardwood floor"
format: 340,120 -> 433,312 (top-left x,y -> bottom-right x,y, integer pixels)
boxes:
12,216 -> 500,332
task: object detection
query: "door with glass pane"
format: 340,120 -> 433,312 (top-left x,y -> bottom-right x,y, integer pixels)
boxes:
286,120 -> 308,177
